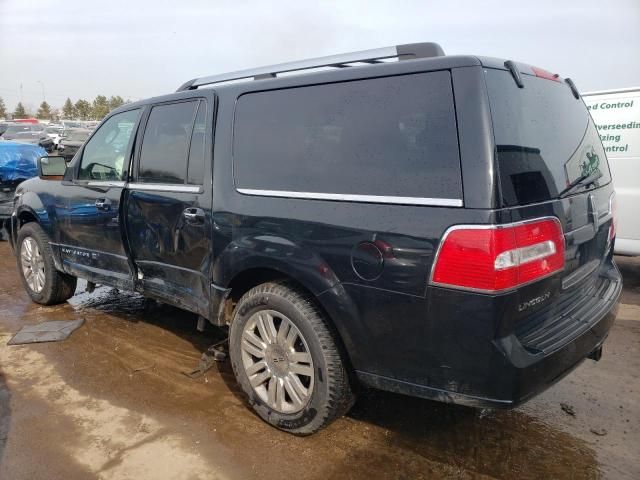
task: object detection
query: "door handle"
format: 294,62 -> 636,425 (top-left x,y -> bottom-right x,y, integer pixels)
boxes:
183,207 -> 205,224
95,198 -> 112,211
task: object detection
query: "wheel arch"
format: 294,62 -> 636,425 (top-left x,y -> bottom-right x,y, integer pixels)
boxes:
216,264 -> 360,377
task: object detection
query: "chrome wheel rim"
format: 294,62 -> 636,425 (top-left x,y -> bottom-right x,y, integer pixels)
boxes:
241,310 -> 314,414
20,237 -> 46,293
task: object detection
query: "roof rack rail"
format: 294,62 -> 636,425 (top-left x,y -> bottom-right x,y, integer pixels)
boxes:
176,42 -> 445,92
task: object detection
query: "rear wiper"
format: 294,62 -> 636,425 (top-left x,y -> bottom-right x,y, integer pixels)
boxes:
558,170 -> 603,198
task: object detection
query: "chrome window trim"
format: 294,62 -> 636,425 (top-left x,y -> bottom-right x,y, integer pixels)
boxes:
86,181 -> 126,188
236,188 -> 463,207
127,183 -> 203,194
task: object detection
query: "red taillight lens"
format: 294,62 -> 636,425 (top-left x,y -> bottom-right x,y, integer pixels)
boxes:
431,218 -> 565,293
531,66 -> 562,82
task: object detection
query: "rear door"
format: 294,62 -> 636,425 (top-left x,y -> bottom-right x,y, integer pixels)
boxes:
125,95 -> 214,317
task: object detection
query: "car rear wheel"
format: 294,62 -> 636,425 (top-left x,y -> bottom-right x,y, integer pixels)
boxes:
16,222 -> 77,305
229,281 -> 355,435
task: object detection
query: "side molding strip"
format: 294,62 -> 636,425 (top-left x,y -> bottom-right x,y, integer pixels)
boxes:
236,188 -> 463,207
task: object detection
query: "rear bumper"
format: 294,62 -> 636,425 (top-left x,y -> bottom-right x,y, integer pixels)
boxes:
357,261 -> 622,408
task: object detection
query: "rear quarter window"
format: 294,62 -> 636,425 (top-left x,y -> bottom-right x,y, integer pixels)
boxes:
233,71 -> 462,201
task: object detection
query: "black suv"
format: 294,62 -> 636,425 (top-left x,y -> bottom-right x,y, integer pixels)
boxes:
9,43 -> 621,435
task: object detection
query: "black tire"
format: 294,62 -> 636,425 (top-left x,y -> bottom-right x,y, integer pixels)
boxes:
16,222 -> 77,305
229,281 -> 355,435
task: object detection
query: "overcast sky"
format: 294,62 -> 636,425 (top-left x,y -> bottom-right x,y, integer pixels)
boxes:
1,0 -> 639,112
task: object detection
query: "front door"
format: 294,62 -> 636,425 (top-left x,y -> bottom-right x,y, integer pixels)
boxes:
58,108 -> 142,289
124,97 -> 213,317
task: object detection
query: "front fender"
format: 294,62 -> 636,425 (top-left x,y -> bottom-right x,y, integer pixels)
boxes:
15,191 -> 56,235
13,189 -> 65,270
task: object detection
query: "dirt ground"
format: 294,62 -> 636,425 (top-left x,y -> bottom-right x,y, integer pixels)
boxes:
0,241 -> 638,480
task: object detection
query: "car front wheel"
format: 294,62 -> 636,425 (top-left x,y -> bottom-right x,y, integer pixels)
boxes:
229,281 -> 354,435
16,222 -> 77,305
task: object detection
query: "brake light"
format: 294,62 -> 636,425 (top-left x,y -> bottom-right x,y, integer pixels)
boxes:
431,218 -> 565,293
531,66 -> 561,82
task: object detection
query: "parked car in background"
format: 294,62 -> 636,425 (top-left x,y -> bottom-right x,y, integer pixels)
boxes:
58,128 -> 91,160
12,118 -> 39,124
0,141 -> 46,239
61,120 -> 82,130
583,87 -> 640,256
8,43 -> 621,435
1,124 -> 54,152
44,125 -> 64,149
0,123 -> 11,137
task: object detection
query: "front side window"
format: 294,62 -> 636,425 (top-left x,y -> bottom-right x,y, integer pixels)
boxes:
138,101 -> 198,184
78,109 -> 140,181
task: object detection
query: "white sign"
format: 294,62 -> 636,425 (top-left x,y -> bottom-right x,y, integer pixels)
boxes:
583,89 -> 640,159
584,87 -> 640,256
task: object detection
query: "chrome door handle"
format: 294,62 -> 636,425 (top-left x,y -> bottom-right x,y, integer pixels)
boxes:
183,207 -> 205,224
95,198 -> 112,211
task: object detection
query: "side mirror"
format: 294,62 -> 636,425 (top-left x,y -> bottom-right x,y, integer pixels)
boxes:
39,156 -> 68,179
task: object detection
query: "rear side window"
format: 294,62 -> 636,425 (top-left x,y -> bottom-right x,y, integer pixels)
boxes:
233,72 -> 462,201
138,101 -> 198,184
486,69 -> 611,207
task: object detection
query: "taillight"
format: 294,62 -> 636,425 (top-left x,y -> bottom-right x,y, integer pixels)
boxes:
431,218 -> 565,293
608,192 -> 617,242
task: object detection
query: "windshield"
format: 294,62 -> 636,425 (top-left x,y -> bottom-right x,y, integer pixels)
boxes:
485,68 -> 611,207
66,131 -> 91,142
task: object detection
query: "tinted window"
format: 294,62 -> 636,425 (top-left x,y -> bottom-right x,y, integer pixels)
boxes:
233,72 -> 461,199
485,69 -> 611,207
187,101 -> 206,184
138,101 -> 198,184
79,109 -> 140,180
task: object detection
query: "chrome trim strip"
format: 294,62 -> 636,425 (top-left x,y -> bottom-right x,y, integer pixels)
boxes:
50,242 -> 129,260
236,188 -> 463,207
86,181 -> 126,188
127,183 -> 203,194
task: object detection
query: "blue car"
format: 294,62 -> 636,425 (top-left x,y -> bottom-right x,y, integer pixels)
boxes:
0,141 -> 46,237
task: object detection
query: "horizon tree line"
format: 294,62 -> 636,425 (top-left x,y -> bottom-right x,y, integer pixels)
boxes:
0,95 -> 130,121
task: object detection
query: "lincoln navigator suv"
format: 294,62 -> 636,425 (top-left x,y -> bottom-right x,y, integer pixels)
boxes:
9,43 -> 621,435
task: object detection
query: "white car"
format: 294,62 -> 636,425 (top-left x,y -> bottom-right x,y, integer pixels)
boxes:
583,87 -> 640,256
43,125 -> 64,149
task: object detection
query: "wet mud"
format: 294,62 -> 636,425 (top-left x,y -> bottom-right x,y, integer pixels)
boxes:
0,242 -> 638,479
